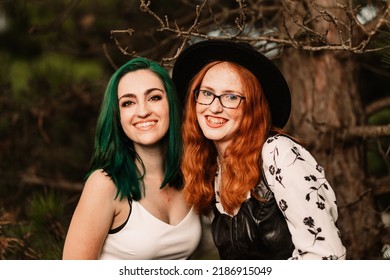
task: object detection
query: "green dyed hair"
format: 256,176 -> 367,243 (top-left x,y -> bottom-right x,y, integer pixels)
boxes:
88,57 -> 183,200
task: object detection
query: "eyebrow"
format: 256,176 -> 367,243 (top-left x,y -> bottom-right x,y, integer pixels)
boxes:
199,86 -> 243,95
118,88 -> 165,101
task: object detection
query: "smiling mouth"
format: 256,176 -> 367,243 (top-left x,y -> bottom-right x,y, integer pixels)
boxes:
134,121 -> 157,129
206,116 -> 227,125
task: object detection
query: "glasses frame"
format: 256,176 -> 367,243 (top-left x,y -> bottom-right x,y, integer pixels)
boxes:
194,90 -> 245,109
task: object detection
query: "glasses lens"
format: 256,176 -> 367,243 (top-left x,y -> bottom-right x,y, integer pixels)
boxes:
221,94 -> 240,108
196,90 -> 214,105
195,90 -> 243,108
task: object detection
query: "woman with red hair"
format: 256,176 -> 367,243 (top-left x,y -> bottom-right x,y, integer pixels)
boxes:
172,40 -> 346,260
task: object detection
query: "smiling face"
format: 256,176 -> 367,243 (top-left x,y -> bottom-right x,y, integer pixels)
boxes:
196,62 -> 244,154
118,69 -> 169,149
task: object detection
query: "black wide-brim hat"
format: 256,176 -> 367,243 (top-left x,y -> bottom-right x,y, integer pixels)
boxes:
172,40 -> 291,128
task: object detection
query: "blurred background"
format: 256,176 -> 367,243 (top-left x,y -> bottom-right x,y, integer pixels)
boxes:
0,0 -> 389,260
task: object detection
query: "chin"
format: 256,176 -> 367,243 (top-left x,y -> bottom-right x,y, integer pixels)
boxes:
202,133 -> 223,141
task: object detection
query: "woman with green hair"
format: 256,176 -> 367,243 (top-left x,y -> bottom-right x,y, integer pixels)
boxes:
63,57 -> 201,259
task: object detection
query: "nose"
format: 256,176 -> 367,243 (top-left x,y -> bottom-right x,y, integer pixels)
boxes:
209,96 -> 224,113
136,101 -> 151,118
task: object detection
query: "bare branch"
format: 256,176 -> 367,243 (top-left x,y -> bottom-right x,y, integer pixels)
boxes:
110,28 -> 137,57
367,176 -> 390,196
20,174 -> 83,192
341,124 -> 390,141
282,11 -> 300,48
103,43 -> 118,70
366,97 -> 390,116
140,0 -> 166,28
160,0 -> 209,63
339,187 -> 372,208
355,4 -> 390,52
235,0 -> 247,31
130,0 -> 389,57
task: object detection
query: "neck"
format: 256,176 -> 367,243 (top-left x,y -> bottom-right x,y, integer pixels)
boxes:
214,141 -> 229,159
135,145 -> 165,188
134,143 -> 165,179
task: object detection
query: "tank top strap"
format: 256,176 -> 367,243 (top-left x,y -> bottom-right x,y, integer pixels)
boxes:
108,196 -> 132,234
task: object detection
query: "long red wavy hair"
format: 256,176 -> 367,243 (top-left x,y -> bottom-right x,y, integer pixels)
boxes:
182,61 -> 272,215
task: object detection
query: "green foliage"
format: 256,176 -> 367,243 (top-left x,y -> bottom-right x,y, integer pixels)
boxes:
28,191 -> 65,229
1,191 -> 68,259
0,1 -> 108,260
1,221 -> 38,259
9,60 -> 31,102
26,191 -> 66,259
0,208 -> 23,260
0,52 -> 11,84
33,53 -> 102,84
368,108 -> 390,125
0,117 -> 10,134
9,53 -> 103,108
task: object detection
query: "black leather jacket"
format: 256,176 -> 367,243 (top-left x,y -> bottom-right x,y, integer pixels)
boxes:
211,181 -> 295,260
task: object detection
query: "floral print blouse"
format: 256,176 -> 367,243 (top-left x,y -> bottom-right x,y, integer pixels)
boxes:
262,135 -> 347,260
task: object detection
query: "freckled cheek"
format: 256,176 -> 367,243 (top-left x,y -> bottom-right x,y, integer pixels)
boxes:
229,110 -> 244,124
196,111 -> 204,124
195,104 -> 206,119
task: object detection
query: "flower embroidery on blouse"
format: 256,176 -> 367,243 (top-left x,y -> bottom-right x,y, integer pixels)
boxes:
304,174 -> 329,210
269,145 -> 285,187
268,137 -> 332,211
303,216 -> 325,244
289,146 -> 305,165
263,135 -> 346,259
278,199 -> 292,223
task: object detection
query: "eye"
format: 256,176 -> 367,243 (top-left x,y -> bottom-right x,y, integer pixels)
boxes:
149,95 -> 163,102
121,100 -> 135,107
224,94 -> 239,101
200,90 -> 213,97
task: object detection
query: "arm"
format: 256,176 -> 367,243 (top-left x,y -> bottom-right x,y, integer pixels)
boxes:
262,135 -> 347,260
62,170 -> 117,259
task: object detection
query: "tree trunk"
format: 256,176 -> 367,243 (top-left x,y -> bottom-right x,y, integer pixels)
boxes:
281,49 -> 383,259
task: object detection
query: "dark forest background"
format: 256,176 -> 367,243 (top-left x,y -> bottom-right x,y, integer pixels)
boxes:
0,0 -> 389,260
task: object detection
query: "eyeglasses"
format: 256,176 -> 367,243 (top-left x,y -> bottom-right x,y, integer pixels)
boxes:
194,90 -> 245,109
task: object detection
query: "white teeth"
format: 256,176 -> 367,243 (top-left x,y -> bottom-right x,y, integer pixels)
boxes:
135,121 -> 156,128
207,116 -> 225,124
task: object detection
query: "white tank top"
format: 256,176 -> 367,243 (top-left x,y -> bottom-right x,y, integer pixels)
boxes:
99,201 -> 201,260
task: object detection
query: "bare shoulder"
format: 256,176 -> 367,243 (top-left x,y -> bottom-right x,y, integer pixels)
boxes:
75,169 -> 119,214
85,169 -> 113,187
82,169 -> 117,198
62,169 -> 118,259
69,169 -> 119,229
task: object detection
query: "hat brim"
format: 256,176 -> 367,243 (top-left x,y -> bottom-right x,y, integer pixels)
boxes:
172,40 -> 291,128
